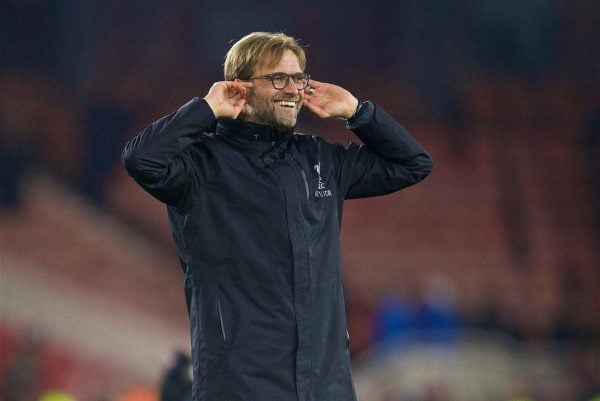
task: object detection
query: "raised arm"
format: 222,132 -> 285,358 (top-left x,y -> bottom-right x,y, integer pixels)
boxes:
334,101 -> 433,199
302,79 -> 432,199
122,81 -> 251,206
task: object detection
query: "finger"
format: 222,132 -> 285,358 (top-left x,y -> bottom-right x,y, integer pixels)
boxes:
307,79 -> 325,88
231,101 -> 246,119
231,80 -> 253,90
222,82 -> 249,98
232,97 -> 246,109
227,83 -> 251,100
229,82 -> 252,94
231,81 -> 253,89
304,82 -> 324,96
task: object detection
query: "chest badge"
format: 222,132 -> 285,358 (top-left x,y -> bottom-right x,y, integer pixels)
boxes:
313,163 -> 333,198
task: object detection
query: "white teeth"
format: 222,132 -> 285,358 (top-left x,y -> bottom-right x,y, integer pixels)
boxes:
275,100 -> 296,107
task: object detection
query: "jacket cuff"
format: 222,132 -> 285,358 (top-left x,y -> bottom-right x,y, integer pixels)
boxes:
345,101 -> 375,129
191,97 -> 218,132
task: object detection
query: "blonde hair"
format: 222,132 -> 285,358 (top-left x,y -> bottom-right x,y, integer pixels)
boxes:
224,32 -> 306,81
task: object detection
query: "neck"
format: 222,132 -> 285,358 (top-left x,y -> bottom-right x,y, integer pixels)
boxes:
237,113 -> 293,135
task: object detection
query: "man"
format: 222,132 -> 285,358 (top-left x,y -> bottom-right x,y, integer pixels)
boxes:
123,32 -> 432,401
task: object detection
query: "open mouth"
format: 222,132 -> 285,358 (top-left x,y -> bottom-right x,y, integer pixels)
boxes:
274,100 -> 297,108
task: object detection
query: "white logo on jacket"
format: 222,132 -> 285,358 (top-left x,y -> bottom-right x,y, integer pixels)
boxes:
313,163 -> 332,198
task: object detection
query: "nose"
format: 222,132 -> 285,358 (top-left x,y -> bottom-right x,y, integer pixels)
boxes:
282,76 -> 300,94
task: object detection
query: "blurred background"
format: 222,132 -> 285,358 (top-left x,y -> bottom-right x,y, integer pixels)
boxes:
1,1 -> 599,400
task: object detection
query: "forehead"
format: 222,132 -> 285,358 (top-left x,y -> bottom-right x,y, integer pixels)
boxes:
256,49 -> 302,75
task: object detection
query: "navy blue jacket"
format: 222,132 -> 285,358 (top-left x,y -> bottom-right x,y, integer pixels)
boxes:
123,98 -> 432,401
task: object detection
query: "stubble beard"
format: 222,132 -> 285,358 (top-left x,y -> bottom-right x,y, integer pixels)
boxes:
245,92 -> 301,133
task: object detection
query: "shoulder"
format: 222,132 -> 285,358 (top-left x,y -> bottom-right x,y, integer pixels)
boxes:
180,131 -> 221,159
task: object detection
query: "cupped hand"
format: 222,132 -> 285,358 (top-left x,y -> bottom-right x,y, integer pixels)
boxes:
302,79 -> 359,119
204,81 -> 253,119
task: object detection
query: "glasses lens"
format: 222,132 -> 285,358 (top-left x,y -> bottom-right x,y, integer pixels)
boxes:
293,73 -> 309,89
270,73 -> 287,89
270,73 -> 309,89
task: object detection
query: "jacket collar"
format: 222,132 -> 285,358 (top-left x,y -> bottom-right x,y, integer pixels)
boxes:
216,118 -> 294,162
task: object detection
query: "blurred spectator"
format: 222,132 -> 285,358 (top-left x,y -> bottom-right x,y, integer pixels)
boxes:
418,274 -> 461,344
373,292 -> 419,347
159,351 -> 192,401
372,275 -> 462,348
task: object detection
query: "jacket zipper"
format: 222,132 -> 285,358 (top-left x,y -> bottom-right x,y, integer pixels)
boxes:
216,295 -> 227,342
300,170 -> 310,200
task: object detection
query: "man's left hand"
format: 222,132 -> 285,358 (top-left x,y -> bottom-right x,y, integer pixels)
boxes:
302,79 -> 359,120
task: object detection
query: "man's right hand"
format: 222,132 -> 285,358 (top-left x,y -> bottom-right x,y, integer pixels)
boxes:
203,81 -> 253,119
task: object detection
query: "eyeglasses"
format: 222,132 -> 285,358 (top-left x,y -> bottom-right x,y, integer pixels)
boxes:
244,72 -> 310,90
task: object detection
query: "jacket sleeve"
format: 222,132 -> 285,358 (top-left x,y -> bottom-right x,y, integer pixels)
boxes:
332,101 -> 433,199
122,97 -> 216,206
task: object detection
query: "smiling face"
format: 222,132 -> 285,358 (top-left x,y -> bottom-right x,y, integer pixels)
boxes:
240,50 -> 303,133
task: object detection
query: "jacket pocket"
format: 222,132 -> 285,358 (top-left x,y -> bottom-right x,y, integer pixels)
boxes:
216,292 -> 227,344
